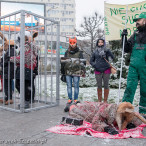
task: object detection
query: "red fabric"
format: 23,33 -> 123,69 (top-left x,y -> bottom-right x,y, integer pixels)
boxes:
10,42 -> 37,70
46,121 -> 146,139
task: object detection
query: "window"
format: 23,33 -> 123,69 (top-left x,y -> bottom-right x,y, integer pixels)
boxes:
61,32 -> 66,36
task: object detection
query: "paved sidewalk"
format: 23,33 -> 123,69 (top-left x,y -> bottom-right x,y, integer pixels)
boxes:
0,99 -> 146,146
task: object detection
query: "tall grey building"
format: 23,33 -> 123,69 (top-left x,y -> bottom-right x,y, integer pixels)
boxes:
47,0 -> 76,38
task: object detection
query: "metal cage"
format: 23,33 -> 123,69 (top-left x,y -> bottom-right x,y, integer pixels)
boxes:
0,10 -> 60,112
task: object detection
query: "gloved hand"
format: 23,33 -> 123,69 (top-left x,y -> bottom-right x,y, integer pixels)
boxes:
104,126 -> 119,135
126,123 -> 136,129
121,29 -> 128,37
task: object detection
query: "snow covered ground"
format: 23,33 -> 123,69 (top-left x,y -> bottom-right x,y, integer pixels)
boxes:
0,75 -> 140,107
34,75 -> 140,107
60,80 -> 140,107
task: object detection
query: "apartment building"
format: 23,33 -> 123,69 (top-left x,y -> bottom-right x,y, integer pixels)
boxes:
47,0 -> 76,38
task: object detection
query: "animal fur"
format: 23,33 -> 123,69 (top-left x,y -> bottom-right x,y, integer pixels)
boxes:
116,102 -> 146,130
0,32 -> 9,55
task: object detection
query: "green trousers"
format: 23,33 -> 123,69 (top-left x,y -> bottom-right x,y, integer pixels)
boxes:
123,41 -> 146,114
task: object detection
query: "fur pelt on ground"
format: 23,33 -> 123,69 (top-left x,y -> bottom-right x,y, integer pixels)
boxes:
69,101 -> 146,132
116,102 -> 146,130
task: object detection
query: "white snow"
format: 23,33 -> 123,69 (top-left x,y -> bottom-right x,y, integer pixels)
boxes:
33,73 -> 140,108
60,79 -> 140,107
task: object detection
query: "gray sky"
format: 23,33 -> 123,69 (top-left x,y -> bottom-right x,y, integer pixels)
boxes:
75,0 -> 145,29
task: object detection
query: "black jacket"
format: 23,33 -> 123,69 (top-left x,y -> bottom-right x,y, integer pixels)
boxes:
16,67 -> 35,80
90,47 -> 114,72
1,46 -> 15,79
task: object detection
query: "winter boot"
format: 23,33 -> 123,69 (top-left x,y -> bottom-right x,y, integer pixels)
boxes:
104,89 -> 109,103
97,88 -> 102,102
74,100 -> 80,105
64,99 -> 72,112
18,101 -> 30,109
0,99 -> 13,105
24,101 -> 30,109
5,100 -> 13,105
0,99 -> 4,103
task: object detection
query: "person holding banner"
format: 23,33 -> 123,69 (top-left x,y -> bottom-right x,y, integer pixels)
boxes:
90,39 -> 114,103
122,12 -> 146,117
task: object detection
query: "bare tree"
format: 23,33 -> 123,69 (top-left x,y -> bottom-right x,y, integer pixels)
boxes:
76,12 -> 104,53
77,39 -> 91,62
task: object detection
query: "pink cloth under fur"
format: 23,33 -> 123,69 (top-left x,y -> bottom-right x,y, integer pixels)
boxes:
47,121 -> 146,139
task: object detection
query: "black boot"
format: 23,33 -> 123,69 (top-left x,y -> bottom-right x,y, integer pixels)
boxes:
64,100 -> 72,112
24,101 -> 30,109
18,101 -> 30,109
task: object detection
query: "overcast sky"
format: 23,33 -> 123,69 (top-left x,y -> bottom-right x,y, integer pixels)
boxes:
75,0 -> 145,29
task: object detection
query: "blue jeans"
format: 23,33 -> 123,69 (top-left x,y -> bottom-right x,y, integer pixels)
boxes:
66,75 -> 80,100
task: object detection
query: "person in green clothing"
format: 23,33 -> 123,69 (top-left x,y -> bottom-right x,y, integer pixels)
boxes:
121,12 -> 146,117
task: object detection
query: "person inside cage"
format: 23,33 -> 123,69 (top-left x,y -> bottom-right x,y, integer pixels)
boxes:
0,58 -> 3,92
0,32 -> 16,105
10,31 -> 38,109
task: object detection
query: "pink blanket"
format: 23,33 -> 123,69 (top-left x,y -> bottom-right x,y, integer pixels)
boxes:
47,121 -> 146,139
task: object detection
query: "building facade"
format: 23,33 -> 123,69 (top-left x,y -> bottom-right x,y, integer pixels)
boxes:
47,0 -> 76,38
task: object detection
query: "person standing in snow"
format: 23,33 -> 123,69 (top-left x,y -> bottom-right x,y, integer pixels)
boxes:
122,12 -> 146,117
10,31 -> 38,109
62,37 -> 84,112
90,38 -> 114,103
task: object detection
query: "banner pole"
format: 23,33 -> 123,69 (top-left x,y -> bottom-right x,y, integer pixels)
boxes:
117,5 -> 128,104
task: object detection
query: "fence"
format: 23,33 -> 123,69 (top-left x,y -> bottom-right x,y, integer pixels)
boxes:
0,10 -> 60,113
